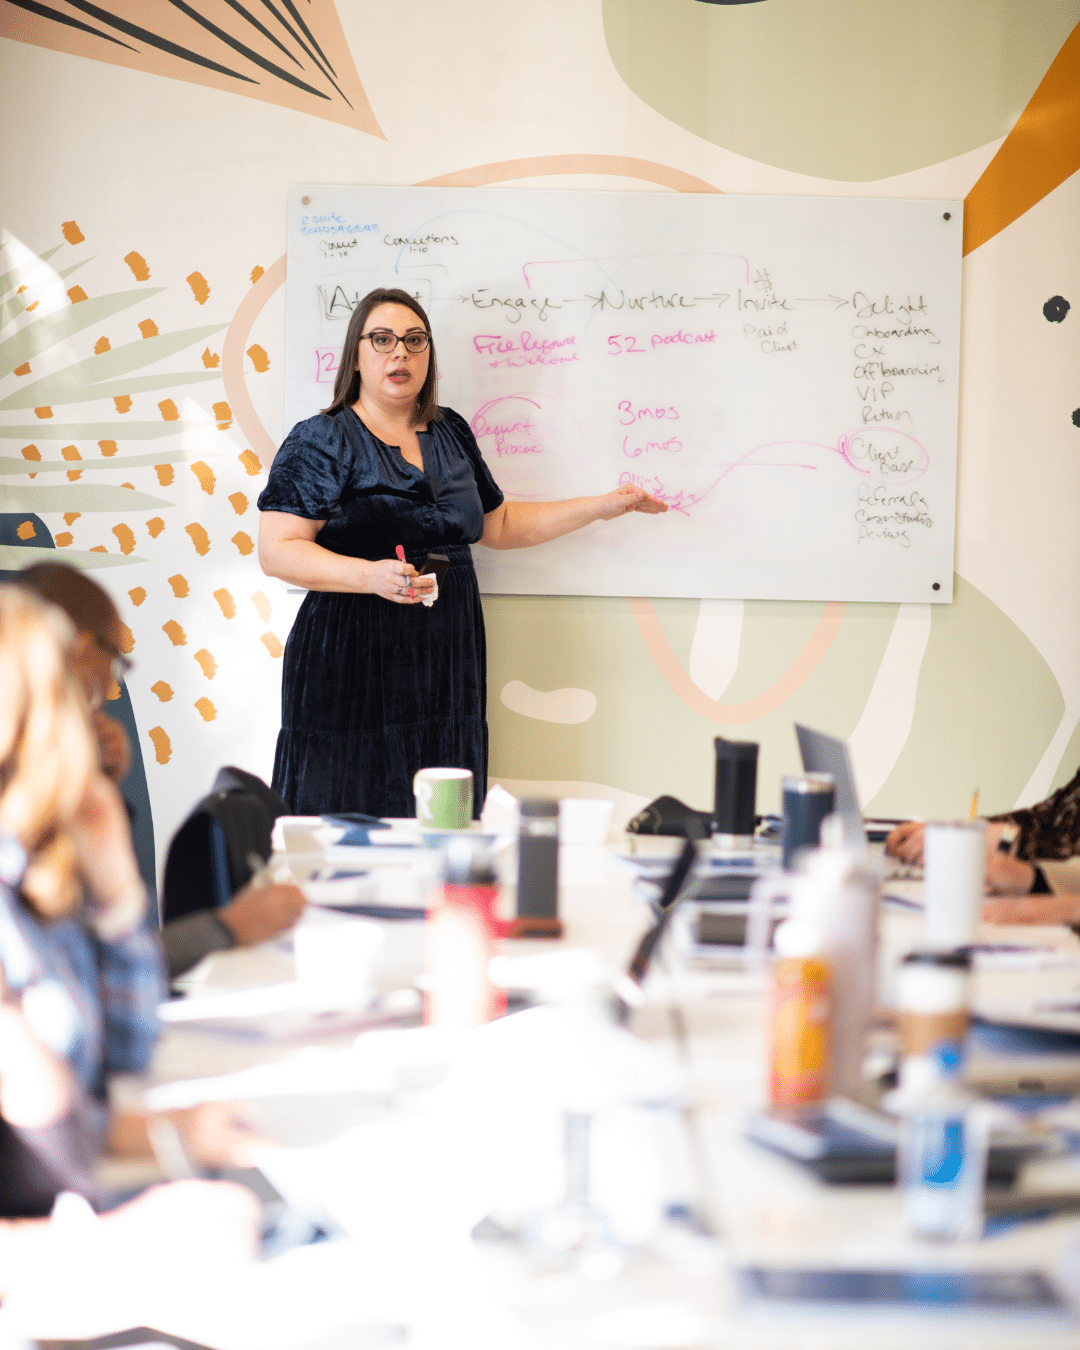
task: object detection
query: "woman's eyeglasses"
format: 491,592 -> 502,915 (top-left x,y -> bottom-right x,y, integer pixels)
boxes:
360,329 -> 431,354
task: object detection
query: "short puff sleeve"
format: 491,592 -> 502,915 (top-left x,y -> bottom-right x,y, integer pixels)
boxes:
257,414 -> 349,520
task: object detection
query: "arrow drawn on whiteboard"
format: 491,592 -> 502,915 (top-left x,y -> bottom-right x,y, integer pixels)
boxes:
794,295 -> 851,308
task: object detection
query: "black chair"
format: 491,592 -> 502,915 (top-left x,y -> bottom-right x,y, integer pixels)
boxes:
161,767 -> 290,924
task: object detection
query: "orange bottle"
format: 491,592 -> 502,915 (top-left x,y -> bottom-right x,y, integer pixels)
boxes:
768,955 -> 831,1105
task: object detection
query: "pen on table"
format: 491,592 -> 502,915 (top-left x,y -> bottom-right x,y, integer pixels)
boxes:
395,544 -> 413,597
969,789 -> 979,821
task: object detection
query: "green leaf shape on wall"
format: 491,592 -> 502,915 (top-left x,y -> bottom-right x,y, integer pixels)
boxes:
0,243 -> 63,298
0,258 -> 95,332
0,421 -> 193,440
0,286 -> 166,378
0,484 -> 169,512
0,325 -> 226,410
0,544 -> 145,570
0,449 -> 185,475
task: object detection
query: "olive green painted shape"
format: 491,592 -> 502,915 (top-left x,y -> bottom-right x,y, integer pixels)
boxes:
485,574 -> 1062,819
0,484 -> 168,512
0,544 -> 144,570
0,326 -> 225,410
0,258 -> 93,332
1051,718 -> 1080,795
840,575 -> 1060,818
602,0 -> 1080,181
0,285 -> 167,379
0,421 -> 191,440
0,449 -> 185,475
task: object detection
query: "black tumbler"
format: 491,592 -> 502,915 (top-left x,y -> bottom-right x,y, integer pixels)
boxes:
514,798 -> 562,936
713,738 -> 758,848
781,773 -> 836,869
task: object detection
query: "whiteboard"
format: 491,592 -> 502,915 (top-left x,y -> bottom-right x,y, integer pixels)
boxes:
284,186 -> 961,603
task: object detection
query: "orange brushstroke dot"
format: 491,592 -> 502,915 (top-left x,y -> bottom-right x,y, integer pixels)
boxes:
261,632 -> 284,659
124,251 -> 150,281
213,401 -> 232,430
138,319 -> 159,339
150,681 -> 172,702
118,622 -> 134,654
16,285 -> 27,295
194,648 -> 217,680
55,534 -> 73,547
251,591 -> 271,623
67,286 -> 87,305
16,521 -> 35,541
201,348 -> 220,369
147,517 -> 165,538
213,588 -> 236,620
250,265 -> 264,285
194,697 -> 217,722
128,588 -> 146,607
168,574 -> 189,598
185,523 -> 210,556
26,302 -> 38,312
231,531 -> 254,556
228,492 -> 248,515
34,407 -> 52,419
162,620 -> 186,647
94,337 -> 111,355
13,362 -> 30,377
238,450 -> 262,476
61,445 -> 81,461
98,440 -> 118,457
67,469 -> 82,481
114,396 -> 132,414
155,463 -> 174,486
246,344 -> 270,373
187,272 -> 210,305
90,545 -> 107,553
106,679 -> 120,702
158,399 -> 179,422
190,461 -> 215,494
148,727 -> 171,764
120,482 -> 135,490
112,523 -> 136,555
21,445 -> 40,462
61,221 -> 85,245
63,512 -> 80,525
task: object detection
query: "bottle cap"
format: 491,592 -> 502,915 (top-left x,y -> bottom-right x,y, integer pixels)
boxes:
902,947 -> 971,969
443,837 -> 497,885
520,799 -> 559,818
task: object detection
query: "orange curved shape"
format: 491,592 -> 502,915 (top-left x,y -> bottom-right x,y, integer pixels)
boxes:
222,257 -> 286,469
416,155 -> 721,195
627,598 -> 847,724
964,22 -> 1080,255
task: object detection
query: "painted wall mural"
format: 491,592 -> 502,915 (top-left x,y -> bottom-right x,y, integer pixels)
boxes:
0,0 -> 1077,879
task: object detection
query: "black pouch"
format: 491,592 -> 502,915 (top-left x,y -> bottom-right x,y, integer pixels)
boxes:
626,794 -> 712,838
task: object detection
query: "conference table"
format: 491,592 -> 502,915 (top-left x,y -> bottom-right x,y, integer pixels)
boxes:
14,830 -> 1080,1349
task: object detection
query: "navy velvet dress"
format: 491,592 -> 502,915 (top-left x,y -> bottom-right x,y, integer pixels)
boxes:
257,405 -> 504,818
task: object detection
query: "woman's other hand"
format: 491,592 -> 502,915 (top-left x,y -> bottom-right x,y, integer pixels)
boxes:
219,881 -> 306,946
592,483 -> 668,519
365,558 -> 435,605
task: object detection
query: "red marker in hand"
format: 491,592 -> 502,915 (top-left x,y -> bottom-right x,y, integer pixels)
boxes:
395,545 -> 413,598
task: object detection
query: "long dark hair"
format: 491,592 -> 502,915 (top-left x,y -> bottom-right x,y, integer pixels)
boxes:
323,288 -> 441,425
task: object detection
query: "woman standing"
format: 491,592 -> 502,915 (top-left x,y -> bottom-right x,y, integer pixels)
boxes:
258,287 -> 665,818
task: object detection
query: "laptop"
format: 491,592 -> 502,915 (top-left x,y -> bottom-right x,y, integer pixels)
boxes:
795,723 -> 900,845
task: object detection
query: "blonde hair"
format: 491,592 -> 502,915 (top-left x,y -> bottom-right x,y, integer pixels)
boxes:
0,587 -> 96,916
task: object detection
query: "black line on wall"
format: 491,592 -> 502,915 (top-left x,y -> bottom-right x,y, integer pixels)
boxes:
5,0 -> 137,51
61,0 -> 259,82
165,0 -> 331,100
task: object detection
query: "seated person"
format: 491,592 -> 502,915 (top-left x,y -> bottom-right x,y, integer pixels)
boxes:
15,562 -> 304,977
886,769 -> 1080,926
0,586 -> 261,1243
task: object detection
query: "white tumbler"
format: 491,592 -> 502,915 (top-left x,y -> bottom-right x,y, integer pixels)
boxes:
923,821 -> 986,948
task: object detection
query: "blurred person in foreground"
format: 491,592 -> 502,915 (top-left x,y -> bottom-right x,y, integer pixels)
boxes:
0,586 -> 260,1271
886,769 -> 1080,927
15,562 -> 305,977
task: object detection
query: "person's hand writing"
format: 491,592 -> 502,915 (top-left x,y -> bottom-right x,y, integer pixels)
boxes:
219,880 -> 305,947
90,710 -> 131,784
984,892 -> 1080,926
592,483 -> 669,519
885,819 -> 925,864
365,558 -> 435,604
